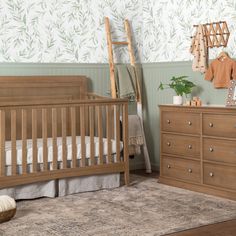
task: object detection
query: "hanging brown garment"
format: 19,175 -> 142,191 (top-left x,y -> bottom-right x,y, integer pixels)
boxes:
205,56 -> 236,88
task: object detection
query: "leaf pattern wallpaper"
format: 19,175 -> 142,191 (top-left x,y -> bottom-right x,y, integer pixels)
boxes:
142,0 -> 236,62
0,0 -> 235,63
0,0 -> 142,63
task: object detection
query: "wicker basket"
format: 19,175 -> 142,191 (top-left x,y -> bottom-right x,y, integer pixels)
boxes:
0,208 -> 16,223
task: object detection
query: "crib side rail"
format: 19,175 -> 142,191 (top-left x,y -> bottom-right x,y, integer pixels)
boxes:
0,98 -> 129,189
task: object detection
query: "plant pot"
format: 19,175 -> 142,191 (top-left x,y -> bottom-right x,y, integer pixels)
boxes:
173,95 -> 183,105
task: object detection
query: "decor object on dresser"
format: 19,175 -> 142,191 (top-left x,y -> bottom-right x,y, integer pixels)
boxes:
185,97 -> 202,106
226,80 -> 236,106
158,76 -> 196,105
159,105 -> 236,200
0,195 -> 16,223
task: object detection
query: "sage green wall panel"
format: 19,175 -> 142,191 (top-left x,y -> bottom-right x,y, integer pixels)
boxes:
0,62 -> 229,170
142,61 -> 228,169
0,63 -> 111,96
0,62 -> 144,170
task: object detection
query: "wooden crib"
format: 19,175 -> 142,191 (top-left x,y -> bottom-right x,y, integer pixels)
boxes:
0,76 -> 129,189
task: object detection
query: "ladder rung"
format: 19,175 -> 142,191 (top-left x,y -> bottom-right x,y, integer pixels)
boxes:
112,41 -> 129,45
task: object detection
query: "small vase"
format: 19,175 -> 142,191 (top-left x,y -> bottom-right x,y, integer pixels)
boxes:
173,95 -> 183,105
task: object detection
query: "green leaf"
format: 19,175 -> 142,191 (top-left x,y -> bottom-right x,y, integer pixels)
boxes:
158,75 -> 196,96
158,82 -> 164,90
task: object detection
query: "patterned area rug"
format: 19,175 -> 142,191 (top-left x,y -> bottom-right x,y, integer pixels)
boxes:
1,175 -> 236,236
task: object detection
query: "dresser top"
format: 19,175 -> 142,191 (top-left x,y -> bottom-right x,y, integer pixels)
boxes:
159,104 -> 236,113
159,104 -> 236,109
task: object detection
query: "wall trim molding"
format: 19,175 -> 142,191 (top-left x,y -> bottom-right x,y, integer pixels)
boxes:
142,61 -> 192,68
0,63 -> 110,69
0,60 -> 195,169
0,61 -> 193,70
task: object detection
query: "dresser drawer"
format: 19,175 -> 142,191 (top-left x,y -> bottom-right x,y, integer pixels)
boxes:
203,114 -> 236,138
203,138 -> 236,164
162,134 -> 200,158
204,163 -> 236,190
162,112 -> 200,134
162,156 -> 200,183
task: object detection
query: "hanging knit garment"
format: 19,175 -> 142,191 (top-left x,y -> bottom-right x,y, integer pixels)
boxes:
190,25 -> 208,73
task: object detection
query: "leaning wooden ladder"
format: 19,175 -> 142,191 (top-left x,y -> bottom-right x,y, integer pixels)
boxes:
105,17 -> 151,173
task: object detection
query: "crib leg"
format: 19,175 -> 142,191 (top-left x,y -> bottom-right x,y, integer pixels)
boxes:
124,169 -> 130,186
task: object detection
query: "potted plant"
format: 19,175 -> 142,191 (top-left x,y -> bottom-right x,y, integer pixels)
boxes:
158,76 -> 196,105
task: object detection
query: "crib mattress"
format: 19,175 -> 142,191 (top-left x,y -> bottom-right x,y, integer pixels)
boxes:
5,136 -> 123,166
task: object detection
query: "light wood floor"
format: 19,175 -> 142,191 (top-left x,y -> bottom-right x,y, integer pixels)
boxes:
165,219 -> 236,236
132,169 -> 236,236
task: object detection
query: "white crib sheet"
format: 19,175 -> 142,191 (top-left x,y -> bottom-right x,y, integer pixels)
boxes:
5,136 -> 123,166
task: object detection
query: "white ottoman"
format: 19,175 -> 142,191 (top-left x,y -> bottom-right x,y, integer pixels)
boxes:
0,195 -> 16,223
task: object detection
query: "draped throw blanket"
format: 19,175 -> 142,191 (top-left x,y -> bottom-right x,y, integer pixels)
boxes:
190,24 -> 208,73
115,64 -> 144,156
128,115 -> 144,156
114,64 -> 142,100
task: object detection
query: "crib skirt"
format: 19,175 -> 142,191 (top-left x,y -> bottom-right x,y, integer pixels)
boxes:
0,136 -> 122,199
0,174 -> 120,200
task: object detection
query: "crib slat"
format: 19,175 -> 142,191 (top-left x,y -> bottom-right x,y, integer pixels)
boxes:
11,110 -> 17,175
42,109 -> 48,171
115,105 -> 120,162
22,109 -> 27,174
97,106 -> 103,164
106,106 -> 112,163
80,106 -> 86,167
89,106 -> 95,165
70,107 -> 77,168
32,109 -> 37,173
52,108 -> 57,170
0,111 -> 5,176
61,108 -> 67,169
85,106 -> 89,137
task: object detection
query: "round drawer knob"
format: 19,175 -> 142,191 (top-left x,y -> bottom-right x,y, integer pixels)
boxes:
188,121 -> 192,126
188,145 -> 192,149
188,168 -> 192,173
167,142 -> 171,146
209,123 -> 213,128
167,119 -> 171,124
209,147 -> 214,152
209,172 -> 214,177
167,165 -> 171,169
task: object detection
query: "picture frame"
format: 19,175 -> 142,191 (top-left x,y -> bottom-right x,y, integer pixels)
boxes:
226,80 -> 236,106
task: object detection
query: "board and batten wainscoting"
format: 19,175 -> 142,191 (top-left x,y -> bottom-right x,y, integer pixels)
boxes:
0,62 -> 230,171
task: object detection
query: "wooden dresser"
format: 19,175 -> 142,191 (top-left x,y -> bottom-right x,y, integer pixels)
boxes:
159,105 -> 236,200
